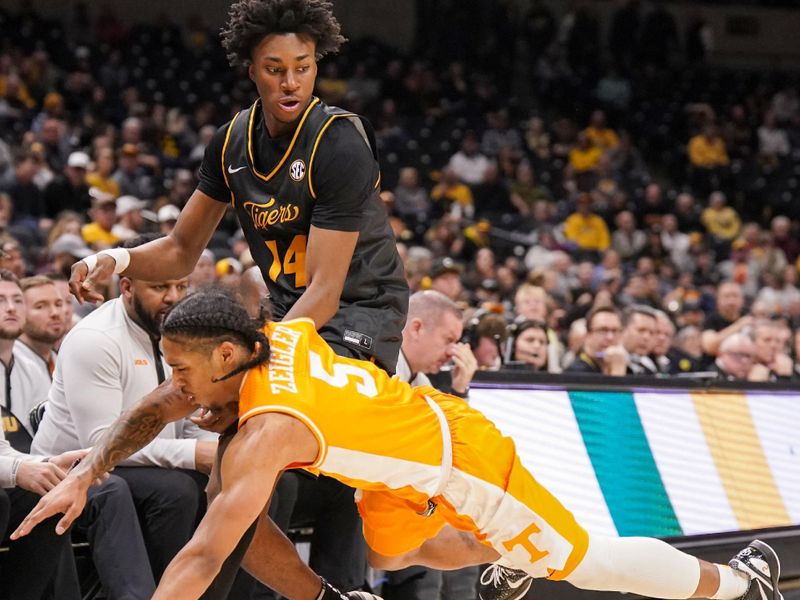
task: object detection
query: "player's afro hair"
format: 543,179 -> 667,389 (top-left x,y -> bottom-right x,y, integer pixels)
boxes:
221,0 -> 346,67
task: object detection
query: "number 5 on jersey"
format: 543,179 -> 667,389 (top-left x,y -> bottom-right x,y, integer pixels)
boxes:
265,234 -> 307,288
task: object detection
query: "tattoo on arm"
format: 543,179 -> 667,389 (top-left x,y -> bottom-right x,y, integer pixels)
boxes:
79,402 -> 168,479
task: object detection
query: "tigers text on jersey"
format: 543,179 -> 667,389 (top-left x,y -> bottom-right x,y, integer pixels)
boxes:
238,320 -> 590,580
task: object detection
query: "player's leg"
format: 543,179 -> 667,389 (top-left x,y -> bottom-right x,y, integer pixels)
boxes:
565,536 -> 782,600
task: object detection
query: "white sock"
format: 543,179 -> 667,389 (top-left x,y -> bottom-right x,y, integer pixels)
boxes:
712,564 -> 750,600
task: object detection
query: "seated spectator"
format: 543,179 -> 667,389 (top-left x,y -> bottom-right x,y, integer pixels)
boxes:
621,305 -> 659,374
430,167 -> 474,220
757,110 -> 790,164
688,123 -> 730,169
702,192 -> 741,247
756,264 -> 800,315
447,131 -> 489,185
660,214 -> 692,272
566,305 -> 628,375
481,109 -> 523,158
113,143 -> 155,200
42,151 -> 92,218
560,317 -> 587,370
675,325 -> 705,368
653,310 -> 699,374
506,319 -> 550,371
770,215 -> 800,264
568,131 -> 602,174
513,283 -> 563,371
714,333 -> 757,381
472,162 -> 515,224
465,310 -> 508,370
749,319 -> 795,381
701,281 -> 750,357
112,195 -> 148,241
524,116 -> 551,161
157,204 -> 181,235
0,235 -> 27,278
81,190 -> 120,249
86,146 -> 121,198
584,109 -> 619,151
612,210 -> 646,262
393,167 -> 430,222
563,193 -> 610,259
188,249 -> 217,291
716,238 -> 760,299
508,162 -> 550,217
427,257 -> 464,302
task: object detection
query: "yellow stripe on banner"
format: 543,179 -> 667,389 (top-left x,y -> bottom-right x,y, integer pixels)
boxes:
691,392 -> 790,530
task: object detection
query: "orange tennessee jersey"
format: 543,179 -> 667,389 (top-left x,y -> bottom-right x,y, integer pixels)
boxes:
238,319 -> 447,504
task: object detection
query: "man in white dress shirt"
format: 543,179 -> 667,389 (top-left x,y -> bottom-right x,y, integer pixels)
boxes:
33,234 -> 217,597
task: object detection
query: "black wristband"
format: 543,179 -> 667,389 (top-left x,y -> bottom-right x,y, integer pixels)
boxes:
318,578 -> 347,600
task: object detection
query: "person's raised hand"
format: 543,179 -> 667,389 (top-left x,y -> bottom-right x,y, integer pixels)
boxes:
69,253 -> 115,305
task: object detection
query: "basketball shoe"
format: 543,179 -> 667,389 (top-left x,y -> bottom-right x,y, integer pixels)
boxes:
478,564 -> 533,600
730,540 -> 783,600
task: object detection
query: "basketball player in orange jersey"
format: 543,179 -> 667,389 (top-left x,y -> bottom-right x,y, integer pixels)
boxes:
13,290 -> 785,600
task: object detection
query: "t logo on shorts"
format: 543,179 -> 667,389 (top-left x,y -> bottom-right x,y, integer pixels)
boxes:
502,522 -> 550,564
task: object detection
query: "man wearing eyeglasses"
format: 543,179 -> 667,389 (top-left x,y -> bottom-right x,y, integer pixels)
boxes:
565,305 -> 629,376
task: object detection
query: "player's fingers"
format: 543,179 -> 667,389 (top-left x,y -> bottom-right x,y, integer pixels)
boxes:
56,503 -> 82,535
10,500 -> 53,539
68,262 -> 89,305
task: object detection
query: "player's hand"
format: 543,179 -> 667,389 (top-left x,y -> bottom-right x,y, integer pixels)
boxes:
449,342 -> 477,395
10,469 -> 93,538
69,253 -> 115,305
194,440 -> 218,475
191,405 -> 238,434
48,448 -> 90,473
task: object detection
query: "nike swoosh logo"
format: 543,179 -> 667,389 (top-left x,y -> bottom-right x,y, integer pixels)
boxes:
227,165 -> 247,174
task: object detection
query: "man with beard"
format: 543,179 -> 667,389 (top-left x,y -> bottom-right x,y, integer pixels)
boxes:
17,276 -> 64,379
32,234 -> 217,598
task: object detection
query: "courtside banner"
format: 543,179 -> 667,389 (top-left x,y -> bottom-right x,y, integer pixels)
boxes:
469,385 -> 800,539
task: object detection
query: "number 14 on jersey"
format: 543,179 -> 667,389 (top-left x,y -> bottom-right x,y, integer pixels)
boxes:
265,234 -> 307,288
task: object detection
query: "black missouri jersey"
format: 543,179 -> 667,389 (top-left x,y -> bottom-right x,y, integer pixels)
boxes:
212,98 -> 408,368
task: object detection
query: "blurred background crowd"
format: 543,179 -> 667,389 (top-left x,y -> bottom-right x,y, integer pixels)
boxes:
0,0 -> 799,386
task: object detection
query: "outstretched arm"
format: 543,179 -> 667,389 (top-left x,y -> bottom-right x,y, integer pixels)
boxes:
153,412 -> 319,600
11,378 -> 197,539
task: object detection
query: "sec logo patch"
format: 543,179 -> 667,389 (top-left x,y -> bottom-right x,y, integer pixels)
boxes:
289,159 -> 306,182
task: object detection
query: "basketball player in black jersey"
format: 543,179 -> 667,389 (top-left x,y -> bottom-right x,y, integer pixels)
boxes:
69,1 -> 407,598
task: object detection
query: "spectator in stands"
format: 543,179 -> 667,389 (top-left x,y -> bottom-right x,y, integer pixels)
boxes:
86,146 -> 121,198
112,195 -> 148,241
568,131 -> 602,174
675,325 -> 704,366
42,151 -> 92,218
612,210 -> 646,262
757,110 -> 790,164
701,281 -> 750,357
472,162 -> 515,224
430,167 -> 474,220
3,151 -> 45,229
524,116 -> 551,161
701,191 -> 741,245
653,309 -> 697,374
0,236 -> 27,278
393,167 -> 430,223
688,123 -> 730,169
447,131 -> 489,185
716,238 -> 760,299
384,290 -> 478,600
584,109 -> 619,151
757,263 -> 800,315
81,190 -> 119,249
673,192 -> 704,233
566,305 -> 628,375
481,109 -> 523,158
513,283 -> 563,371
188,249 -> 216,291
33,235 -> 215,593
508,162 -> 550,217
563,193 -> 610,259
466,310 -> 508,370
428,257 -> 464,302
770,215 -> 800,264
714,333 -> 757,381
506,319 -> 550,371
157,204 -> 180,235
113,143 -> 154,200
749,319 -> 795,381
621,305 -> 659,374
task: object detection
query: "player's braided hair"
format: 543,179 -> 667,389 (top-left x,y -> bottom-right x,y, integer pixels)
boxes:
221,0 -> 345,67
162,289 -> 270,382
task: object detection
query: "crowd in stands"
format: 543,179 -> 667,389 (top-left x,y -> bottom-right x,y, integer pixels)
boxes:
1,2 -> 800,388
0,0 -> 799,597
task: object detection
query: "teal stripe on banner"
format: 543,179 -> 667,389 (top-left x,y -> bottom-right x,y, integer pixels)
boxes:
569,391 -> 682,537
